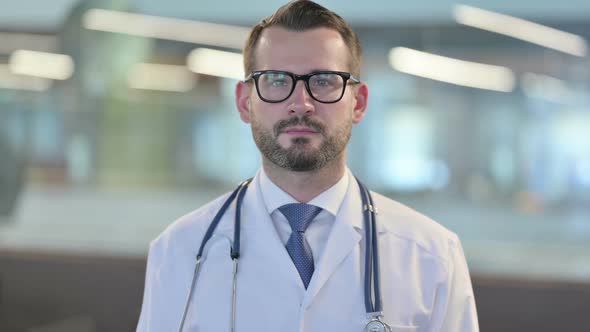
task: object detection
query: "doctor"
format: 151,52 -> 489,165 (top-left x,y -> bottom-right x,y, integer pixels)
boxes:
136,1 -> 479,331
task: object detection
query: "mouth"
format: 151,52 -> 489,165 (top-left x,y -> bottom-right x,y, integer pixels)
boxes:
281,126 -> 319,136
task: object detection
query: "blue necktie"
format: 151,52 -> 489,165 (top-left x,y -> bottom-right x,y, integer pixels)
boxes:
279,203 -> 322,289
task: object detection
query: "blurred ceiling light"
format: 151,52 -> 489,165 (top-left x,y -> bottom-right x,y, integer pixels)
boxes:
0,32 -> 57,54
187,48 -> 244,80
0,64 -> 52,91
83,9 -> 249,50
389,47 -> 515,92
454,4 -> 588,57
9,50 -> 74,80
127,63 -> 195,92
521,73 -> 574,103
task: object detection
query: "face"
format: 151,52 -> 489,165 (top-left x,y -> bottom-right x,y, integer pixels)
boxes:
236,27 -> 368,172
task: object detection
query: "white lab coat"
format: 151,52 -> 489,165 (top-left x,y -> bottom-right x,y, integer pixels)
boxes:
136,170 -> 479,332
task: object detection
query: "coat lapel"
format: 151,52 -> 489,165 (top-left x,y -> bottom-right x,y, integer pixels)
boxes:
302,172 -> 364,309
240,173 -> 304,288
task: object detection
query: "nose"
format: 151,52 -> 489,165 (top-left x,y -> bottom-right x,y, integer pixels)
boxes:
287,80 -> 315,116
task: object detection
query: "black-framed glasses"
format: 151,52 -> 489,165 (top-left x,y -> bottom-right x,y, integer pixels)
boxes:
244,70 -> 360,104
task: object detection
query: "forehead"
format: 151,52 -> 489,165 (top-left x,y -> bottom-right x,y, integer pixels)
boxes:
253,27 -> 350,74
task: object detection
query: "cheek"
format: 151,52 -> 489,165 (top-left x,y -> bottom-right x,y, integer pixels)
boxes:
324,107 -> 353,126
250,108 -> 277,131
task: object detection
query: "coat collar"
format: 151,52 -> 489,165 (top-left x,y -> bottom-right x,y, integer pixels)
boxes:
258,167 -> 350,217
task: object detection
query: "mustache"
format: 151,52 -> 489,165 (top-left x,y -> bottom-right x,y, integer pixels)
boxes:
274,117 -> 326,136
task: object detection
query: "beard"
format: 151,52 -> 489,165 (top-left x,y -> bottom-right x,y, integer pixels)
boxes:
251,115 -> 351,172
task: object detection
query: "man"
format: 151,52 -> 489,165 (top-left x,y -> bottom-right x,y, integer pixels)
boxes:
136,1 -> 479,331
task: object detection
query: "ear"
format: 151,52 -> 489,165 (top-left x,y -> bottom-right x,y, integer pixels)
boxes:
236,81 -> 252,124
351,82 -> 369,124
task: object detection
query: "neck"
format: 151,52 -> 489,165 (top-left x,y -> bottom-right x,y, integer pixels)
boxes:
262,153 -> 347,203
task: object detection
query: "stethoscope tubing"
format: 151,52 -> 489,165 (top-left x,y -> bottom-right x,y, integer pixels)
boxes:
356,177 -> 382,315
232,179 -> 251,259
177,257 -> 203,332
196,179 -> 252,261
367,181 -> 383,314
180,180 -> 250,332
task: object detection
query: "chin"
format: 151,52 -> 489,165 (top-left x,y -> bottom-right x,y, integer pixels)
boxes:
291,136 -> 323,146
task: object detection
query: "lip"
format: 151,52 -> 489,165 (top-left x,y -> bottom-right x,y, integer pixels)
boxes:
281,126 -> 318,135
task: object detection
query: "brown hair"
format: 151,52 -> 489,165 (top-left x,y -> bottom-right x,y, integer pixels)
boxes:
243,0 -> 362,78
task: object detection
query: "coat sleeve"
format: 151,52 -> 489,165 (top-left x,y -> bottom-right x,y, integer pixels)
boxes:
136,241 -> 161,332
429,236 -> 480,332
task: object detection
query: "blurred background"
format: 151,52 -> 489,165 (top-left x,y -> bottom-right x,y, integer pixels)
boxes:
1,0 -> 589,331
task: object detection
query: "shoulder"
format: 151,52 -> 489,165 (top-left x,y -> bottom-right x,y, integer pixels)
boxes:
148,191 -> 234,256
371,191 -> 460,264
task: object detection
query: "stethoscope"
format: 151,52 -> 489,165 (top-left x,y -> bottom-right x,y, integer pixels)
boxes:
177,177 -> 392,332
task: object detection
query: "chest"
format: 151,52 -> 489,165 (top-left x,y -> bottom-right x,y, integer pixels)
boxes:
179,230 -> 443,332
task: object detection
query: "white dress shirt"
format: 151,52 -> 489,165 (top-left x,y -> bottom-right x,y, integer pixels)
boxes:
259,168 -> 349,264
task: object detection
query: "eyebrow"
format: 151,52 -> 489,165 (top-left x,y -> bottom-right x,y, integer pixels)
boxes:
263,67 -> 339,72
269,69 -> 343,75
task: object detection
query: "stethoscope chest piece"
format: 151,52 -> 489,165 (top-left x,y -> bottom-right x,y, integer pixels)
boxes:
364,318 -> 392,332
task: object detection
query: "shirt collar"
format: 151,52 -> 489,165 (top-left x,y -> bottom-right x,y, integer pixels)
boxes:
259,167 -> 349,217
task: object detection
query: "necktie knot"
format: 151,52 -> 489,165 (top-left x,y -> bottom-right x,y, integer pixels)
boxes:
279,203 -> 322,233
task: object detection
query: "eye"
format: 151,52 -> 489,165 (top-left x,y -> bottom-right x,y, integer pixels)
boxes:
270,79 -> 288,87
310,74 -> 340,88
262,73 -> 291,88
314,79 -> 330,86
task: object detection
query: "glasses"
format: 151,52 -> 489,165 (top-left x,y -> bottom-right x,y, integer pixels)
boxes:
245,70 -> 360,104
